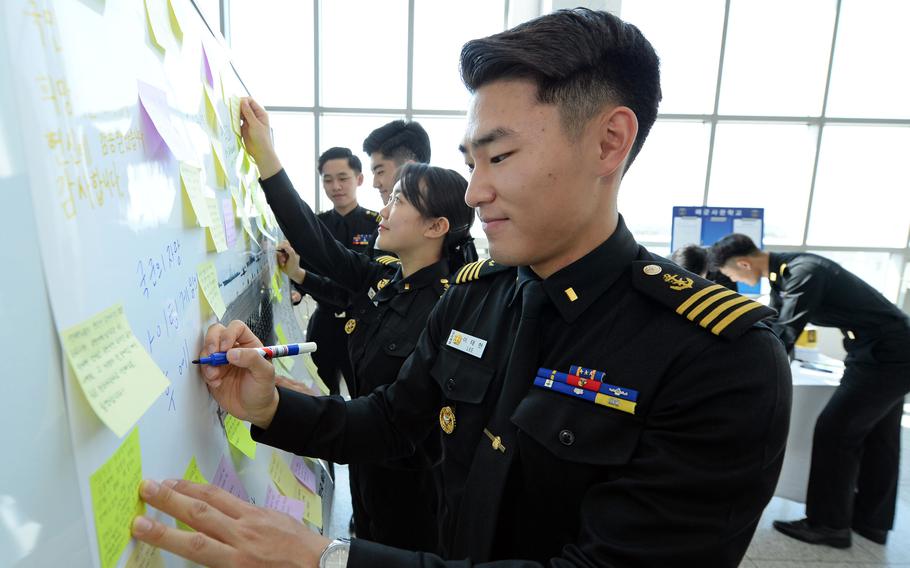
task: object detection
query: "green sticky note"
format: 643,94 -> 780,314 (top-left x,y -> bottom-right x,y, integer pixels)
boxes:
61,305 -> 170,438
224,415 -> 257,459
268,451 -> 323,529
270,271 -> 283,303
302,353 -> 329,396
90,428 -> 144,568
178,456 -> 209,531
274,323 -> 289,346
211,139 -> 228,187
125,541 -> 164,568
197,261 -> 227,319
143,0 -> 166,53
205,197 -> 228,253
179,162 -> 211,227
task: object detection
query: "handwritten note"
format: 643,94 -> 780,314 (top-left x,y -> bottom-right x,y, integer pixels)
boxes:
224,414 -> 257,459
125,541 -> 164,568
211,139 -> 228,188
61,304 -> 170,437
264,483 -> 306,522
137,81 -> 191,161
221,197 -> 237,249
197,261 -> 226,319
212,454 -> 250,502
291,456 -> 318,494
178,162 -> 210,227
205,197 -> 228,253
89,428 -> 144,568
269,451 -> 322,528
230,96 -> 242,136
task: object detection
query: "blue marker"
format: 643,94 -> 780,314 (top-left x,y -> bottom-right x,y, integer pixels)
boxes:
192,342 -> 317,367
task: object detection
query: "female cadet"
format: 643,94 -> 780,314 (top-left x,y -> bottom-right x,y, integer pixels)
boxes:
249,98 -> 476,554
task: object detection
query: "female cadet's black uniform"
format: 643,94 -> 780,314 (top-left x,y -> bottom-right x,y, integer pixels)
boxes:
265,169 -> 444,553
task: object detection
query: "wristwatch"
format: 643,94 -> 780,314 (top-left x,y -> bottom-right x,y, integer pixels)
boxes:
318,538 -> 351,568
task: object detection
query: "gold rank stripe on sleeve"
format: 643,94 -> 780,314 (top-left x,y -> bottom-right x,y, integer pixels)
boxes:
375,255 -> 400,266
632,261 -> 776,340
452,259 -> 511,285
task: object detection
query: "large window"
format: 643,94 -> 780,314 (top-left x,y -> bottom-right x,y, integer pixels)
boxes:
225,0 -> 910,305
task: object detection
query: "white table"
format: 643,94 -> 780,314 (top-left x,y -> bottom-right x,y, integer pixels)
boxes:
773,353 -> 843,502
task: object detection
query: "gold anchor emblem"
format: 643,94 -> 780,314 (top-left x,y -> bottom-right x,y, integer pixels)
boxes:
663,273 -> 694,291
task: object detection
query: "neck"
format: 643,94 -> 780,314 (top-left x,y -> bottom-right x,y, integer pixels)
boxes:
397,244 -> 443,279
334,201 -> 357,216
756,252 -> 772,278
530,206 -> 619,279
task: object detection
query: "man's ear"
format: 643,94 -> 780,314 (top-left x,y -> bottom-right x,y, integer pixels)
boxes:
424,217 -> 450,240
595,105 -> 638,178
356,172 -> 364,186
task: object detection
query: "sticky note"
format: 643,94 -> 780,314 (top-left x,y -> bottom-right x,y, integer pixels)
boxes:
230,184 -> 244,217
268,452 -> 322,528
303,354 -> 330,396
202,83 -> 219,131
264,483 -> 307,522
270,272 -> 283,303
197,261 -> 226,319
62,305 -> 170,438
205,197 -> 228,253
291,456 -> 318,494
179,162 -> 210,227
137,81 -> 191,161
89,428 -> 144,568
125,541 -> 164,568
274,357 -> 294,374
274,323 -> 289,345
240,214 -> 258,247
211,139 -> 228,187
257,215 -> 277,243
177,456 -> 209,531
167,0 -> 183,42
224,415 -> 257,459
143,0 -> 166,53
221,198 -> 237,249
201,42 -> 214,88
230,96 -> 242,136
212,454 -> 250,502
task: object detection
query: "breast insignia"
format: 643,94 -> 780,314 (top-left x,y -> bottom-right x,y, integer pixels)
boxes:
439,406 -> 456,434
344,318 -> 357,334
632,260 -> 776,340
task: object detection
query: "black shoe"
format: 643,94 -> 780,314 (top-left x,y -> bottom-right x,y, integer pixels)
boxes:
773,518 -> 852,548
852,523 -> 888,545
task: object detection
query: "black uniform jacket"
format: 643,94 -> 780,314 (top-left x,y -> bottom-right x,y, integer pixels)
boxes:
253,190 -> 792,566
767,252 -> 910,362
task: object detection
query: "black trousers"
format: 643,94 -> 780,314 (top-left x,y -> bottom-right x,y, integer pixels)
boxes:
806,359 -> 910,531
306,305 -> 353,396
349,462 -> 440,553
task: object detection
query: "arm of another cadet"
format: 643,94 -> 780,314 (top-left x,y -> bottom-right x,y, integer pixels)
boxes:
770,263 -> 827,351
278,240 -> 352,309
241,98 -> 382,296
346,328 -> 792,567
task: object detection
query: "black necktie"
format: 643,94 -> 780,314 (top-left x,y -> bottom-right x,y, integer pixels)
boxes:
452,278 -> 549,558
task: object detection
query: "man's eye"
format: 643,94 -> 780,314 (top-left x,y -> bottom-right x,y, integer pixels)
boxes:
491,152 -> 511,164
466,163 -> 475,173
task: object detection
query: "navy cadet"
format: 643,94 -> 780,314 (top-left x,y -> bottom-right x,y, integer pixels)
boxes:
132,9 -> 791,567
299,147 -> 380,396
709,233 -> 910,548
273,160 -> 477,552
670,243 -> 737,291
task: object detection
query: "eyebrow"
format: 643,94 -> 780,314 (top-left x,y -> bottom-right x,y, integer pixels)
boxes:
458,127 -> 517,154
372,164 -> 383,173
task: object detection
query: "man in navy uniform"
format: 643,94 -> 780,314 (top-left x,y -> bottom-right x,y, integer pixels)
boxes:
710,233 -> 910,548
132,9 -> 791,567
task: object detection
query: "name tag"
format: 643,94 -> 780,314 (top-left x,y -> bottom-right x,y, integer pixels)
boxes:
446,329 -> 487,358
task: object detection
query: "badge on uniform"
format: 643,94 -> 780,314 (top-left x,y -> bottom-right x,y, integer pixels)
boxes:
533,366 -> 638,415
344,318 -> 356,334
439,406 -> 456,434
352,233 -> 370,246
445,329 -> 486,358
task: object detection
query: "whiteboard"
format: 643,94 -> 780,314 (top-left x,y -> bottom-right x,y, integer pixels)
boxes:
0,1 -> 330,566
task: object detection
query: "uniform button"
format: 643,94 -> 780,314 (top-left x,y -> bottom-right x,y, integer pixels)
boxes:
559,429 -> 575,446
446,378 -> 456,391
388,342 -> 397,351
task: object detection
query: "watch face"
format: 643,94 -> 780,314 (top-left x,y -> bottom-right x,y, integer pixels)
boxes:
323,543 -> 350,568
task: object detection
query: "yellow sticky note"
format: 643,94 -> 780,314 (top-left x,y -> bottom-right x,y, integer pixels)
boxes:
241,148 -> 252,173
205,197 -> 228,253
177,456 -> 209,531
275,356 -> 295,374
197,261 -> 227,319
202,83 -> 219,131
230,96 -> 242,136
212,140 -> 228,187
179,162 -> 211,227
270,272 -> 284,303
269,452 -> 323,529
126,541 -> 164,568
274,323 -> 289,346
62,305 -> 170,438
224,414 -> 257,459
303,353 -> 330,396
167,0 -> 183,42
90,428 -> 144,568
143,0 -> 166,53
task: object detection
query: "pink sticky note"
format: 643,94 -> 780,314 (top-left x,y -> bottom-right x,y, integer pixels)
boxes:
290,456 -> 318,494
264,484 -> 306,521
201,42 -> 214,87
212,454 -> 250,502
221,198 -> 237,248
137,80 -> 192,161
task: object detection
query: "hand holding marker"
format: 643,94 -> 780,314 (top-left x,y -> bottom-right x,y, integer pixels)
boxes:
193,342 -> 317,367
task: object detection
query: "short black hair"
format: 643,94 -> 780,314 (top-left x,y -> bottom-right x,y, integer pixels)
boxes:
707,234 -> 761,270
318,147 -> 362,175
362,120 -> 431,165
459,8 -> 661,172
670,245 -> 708,275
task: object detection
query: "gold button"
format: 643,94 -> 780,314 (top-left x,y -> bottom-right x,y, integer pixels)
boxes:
344,319 -> 356,334
439,406 -> 456,434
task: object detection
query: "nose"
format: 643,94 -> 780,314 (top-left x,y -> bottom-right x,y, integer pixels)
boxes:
379,201 -> 391,221
464,168 -> 494,208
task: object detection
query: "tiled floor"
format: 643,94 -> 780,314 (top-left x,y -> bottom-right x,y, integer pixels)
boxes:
326,422 -> 910,567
